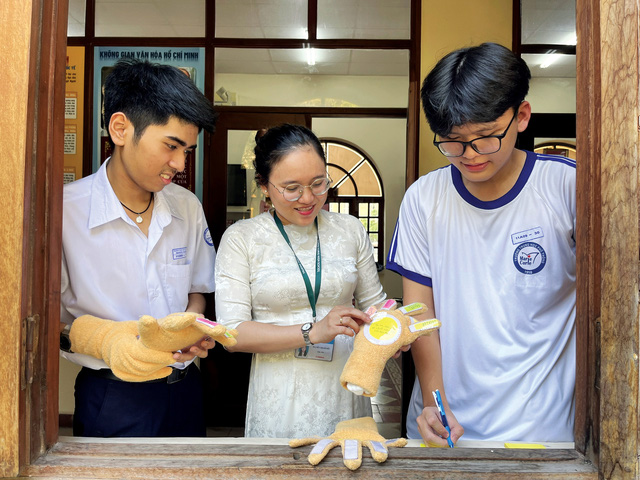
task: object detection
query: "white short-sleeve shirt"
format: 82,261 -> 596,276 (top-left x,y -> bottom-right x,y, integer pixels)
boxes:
388,151 -> 576,442
60,159 -> 216,369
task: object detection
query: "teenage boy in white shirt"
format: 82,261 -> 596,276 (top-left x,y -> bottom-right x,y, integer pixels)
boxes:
60,59 -> 218,437
388,43 -> 576,445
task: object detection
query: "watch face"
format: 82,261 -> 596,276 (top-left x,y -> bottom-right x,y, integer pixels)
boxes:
301,322 -> 312,332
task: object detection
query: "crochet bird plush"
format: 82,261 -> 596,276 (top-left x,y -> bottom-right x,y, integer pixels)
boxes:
69,312 -> 238,382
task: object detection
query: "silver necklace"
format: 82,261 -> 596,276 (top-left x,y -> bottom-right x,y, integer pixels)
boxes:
120,194 -> 153,224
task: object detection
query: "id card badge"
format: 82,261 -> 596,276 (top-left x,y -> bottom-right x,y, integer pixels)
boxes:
295,339 -> 334,361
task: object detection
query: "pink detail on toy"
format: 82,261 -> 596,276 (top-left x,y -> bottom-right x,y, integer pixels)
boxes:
196,317 -> 218,327
380,299 -> 397,310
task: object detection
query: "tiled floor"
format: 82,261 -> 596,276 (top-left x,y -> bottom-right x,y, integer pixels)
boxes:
371,356 -> 403,439
206,425 -> 245,437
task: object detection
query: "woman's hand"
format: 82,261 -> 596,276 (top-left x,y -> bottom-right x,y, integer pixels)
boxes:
308,306 -> 372,345
416,405 -> 464,447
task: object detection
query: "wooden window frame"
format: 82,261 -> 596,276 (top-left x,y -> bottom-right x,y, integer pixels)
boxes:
6,0 -> 638,477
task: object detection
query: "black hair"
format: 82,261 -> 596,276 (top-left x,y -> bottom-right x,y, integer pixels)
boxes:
421,42 -> 531,136
103,58 -> 218,146
253,124 -> 326,187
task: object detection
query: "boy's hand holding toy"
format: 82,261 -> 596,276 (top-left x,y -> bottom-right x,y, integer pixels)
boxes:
69,312 -> 238,382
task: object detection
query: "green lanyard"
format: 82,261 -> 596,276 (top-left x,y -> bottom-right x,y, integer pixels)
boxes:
273,211 -> 321,322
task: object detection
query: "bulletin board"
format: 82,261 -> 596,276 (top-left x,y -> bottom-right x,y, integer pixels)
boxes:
93,47 -> 206,199
64,46 -> 85,183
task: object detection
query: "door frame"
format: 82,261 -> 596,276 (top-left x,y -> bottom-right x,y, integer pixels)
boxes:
6,0 -> 639,477
203,107 -> 407,249
204,111 -> 310,249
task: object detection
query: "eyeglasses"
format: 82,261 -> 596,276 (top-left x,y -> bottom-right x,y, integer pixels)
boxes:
433,109 -> 519,157
269,176 -> 332,202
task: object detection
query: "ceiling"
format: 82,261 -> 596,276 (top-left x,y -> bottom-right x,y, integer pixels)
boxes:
68,0 -> 576,78
521,0 -> 576,45
215,48 -> 410,77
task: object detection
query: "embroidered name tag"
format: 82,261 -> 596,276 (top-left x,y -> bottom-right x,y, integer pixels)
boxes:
172,247 -> 187,260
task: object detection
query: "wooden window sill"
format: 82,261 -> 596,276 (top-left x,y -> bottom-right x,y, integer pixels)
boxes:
22,437 -> 597,479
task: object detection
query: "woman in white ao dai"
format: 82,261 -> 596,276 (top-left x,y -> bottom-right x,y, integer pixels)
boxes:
215,124 -> 386,438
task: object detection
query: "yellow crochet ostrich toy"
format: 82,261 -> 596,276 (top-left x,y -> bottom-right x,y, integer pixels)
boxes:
69,312 -> 238,382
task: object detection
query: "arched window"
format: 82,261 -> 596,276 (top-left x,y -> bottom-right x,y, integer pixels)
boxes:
534,141 -> 577,160
322,139 -> 385,266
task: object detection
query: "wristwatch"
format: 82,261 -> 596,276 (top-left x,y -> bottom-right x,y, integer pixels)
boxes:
60,324 -> 73,353
301,322 -> 314,346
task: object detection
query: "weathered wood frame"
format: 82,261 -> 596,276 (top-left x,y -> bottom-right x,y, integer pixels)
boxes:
3,0 -> 639,478
576,1 -> 639,478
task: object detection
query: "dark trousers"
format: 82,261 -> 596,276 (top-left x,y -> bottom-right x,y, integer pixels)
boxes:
73,363 -> 205,437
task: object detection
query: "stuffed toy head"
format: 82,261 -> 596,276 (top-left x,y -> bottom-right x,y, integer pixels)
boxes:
339,299 -> 440,397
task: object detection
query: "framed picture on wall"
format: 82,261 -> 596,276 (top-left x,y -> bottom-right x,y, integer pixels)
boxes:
93,46 -> 206,199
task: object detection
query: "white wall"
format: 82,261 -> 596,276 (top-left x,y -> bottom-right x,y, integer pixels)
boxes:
59,358 -> 80,415
215,73 -> 409,108
216,72 -> 411,299
528,77 -> 576,113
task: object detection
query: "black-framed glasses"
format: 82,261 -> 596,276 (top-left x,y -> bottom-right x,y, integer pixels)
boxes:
269,175 -> 332,202
433,109 -> 519,157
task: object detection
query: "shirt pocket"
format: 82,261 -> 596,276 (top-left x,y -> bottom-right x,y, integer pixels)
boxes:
164,263 -> 192,312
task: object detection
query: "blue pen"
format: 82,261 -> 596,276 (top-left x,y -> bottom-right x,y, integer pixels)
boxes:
432,389 -> 454,448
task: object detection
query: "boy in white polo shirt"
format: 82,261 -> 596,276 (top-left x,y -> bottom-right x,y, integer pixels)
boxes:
60,59 -> 218,437
387,43 -> 576,445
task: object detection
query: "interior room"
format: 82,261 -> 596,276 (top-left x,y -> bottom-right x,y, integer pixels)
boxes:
5,0 -> 639,477
59,0 -> 578,441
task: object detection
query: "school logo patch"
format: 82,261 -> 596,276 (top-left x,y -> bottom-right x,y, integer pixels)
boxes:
204,228 -> 213,246
513,242 -> 547,275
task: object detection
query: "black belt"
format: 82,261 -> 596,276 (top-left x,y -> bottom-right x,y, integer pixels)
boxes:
83,365 -> 190,384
